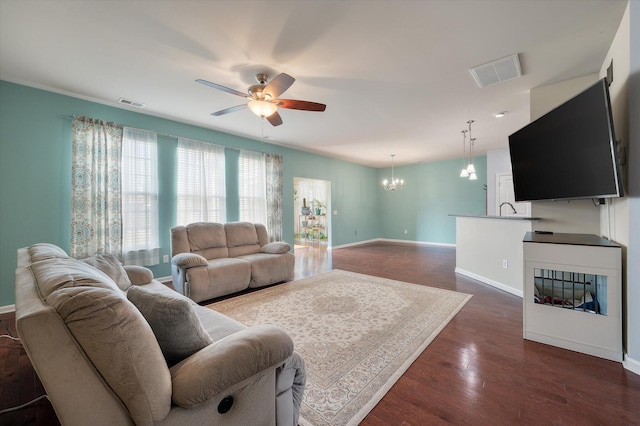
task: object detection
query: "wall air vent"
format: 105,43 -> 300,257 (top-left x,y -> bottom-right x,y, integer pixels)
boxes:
469,53 -> 522,88
117,97 -> 145,108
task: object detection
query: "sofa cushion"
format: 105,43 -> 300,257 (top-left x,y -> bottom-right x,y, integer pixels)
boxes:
255,223 -> 269,246
195,304 -> 247,341
260,242 -> 291,254
127,286 -> 214,364
81,253 -> 132,291
186,222 -> 227,250
186,258 -> 251,302
239,253 -> 295,288
30,257 -> 121,299
29,243 -> 69,262
46,286 -> 172,425
225,222 -> 260,257
186,222 -> 229,259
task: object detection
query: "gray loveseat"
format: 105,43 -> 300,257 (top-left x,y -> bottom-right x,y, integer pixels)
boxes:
15,243 -> 305,425
171,222 -> 295,303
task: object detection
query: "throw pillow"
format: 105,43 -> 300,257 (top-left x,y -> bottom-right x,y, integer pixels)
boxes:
127,286 -> 213,364
260,241 -> 291,254
82,253 -> 132,291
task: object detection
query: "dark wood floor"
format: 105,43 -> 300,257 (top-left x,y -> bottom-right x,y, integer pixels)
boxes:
2,242 -> 639,425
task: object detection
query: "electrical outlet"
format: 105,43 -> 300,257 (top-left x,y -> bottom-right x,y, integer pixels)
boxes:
333,210 -> 338,215
502,259 -> 508,269
404,229 -> 408,234
163,255 -> 169,263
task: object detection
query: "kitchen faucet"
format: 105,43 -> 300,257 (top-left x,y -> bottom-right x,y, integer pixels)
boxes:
499,202 -> 517,216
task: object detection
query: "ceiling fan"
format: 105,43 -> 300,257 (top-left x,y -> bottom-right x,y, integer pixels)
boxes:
196,73 -> 326,127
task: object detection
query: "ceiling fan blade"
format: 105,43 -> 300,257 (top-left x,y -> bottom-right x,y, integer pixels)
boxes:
211,104 -> 248,116
266,111 -> 283,127
277,99 -> 326,112
263,73 -> 295,99
196,79 -> 248,98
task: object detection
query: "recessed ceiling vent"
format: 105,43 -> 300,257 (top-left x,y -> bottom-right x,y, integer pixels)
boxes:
469,53 -> 522,88
117,97 -> 145,108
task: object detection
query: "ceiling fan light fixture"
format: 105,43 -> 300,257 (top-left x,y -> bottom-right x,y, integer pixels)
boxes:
197,72 -> 325,127
248,99 -> 278,118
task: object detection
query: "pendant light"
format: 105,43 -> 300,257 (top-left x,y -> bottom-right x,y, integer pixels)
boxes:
459,120 -> 478,181
466,120 -> 476,174
459,129 -> 469,177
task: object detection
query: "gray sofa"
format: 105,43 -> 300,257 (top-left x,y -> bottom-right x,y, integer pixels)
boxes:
171,222 -> 295,303
15,243 -> 305,426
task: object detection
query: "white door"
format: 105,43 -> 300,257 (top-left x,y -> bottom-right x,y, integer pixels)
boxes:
496,173 -> 531,217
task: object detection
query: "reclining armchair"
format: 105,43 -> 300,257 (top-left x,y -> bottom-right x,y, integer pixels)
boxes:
15,243 -> 305,425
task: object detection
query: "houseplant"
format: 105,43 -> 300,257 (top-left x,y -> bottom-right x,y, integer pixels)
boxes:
301,198 -> 311,216
313,199 -> 326,215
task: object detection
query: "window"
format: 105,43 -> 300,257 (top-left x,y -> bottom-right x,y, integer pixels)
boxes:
239,150 -> 267,225
121,127 -> 160,266
177,138 -> 226,225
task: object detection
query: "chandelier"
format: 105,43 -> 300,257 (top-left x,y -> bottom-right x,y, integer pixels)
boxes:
382,154 -> 404,191
459,120 -> 478,180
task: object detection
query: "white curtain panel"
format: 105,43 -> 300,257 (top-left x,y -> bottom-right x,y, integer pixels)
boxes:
176,138 -> 226,225
239,149 -> 267,226
121,127 -> 160,266
70,116 -> 123,259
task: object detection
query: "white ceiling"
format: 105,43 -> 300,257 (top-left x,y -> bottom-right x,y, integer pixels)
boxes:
0,0 -> 628,168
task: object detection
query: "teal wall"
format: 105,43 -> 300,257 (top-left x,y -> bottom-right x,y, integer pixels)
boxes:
0,81 -> 485,306
377,159 -> 487,244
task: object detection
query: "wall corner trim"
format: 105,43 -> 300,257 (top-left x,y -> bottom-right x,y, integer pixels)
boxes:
623,353 -> 640,376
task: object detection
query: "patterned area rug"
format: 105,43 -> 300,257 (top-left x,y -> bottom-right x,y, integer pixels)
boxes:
208,269 -> 472,426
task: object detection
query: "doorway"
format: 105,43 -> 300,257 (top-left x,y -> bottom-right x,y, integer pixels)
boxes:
294,178 -> 330,247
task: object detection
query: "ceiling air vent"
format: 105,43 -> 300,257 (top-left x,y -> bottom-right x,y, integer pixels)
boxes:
469,53 -> 522,88
117,97 -> 145,108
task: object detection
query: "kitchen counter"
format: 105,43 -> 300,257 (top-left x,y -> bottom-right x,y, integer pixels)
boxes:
450,214 -> 541,221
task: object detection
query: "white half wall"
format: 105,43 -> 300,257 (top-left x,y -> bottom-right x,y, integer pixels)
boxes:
455,216 -> 538,296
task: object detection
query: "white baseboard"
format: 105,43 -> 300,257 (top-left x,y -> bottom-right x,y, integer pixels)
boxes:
333,238 -> 455,250
455,267 -> 523,298
332,239 -> 379,249
378,238 -> 456,248
624,353 -> 640,376
0,304 -> 16,314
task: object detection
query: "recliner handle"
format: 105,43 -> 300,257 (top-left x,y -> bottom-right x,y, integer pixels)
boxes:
217,395 -> 234,414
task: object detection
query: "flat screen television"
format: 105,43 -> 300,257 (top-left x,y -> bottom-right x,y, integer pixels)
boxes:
508,78 -> 623,202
